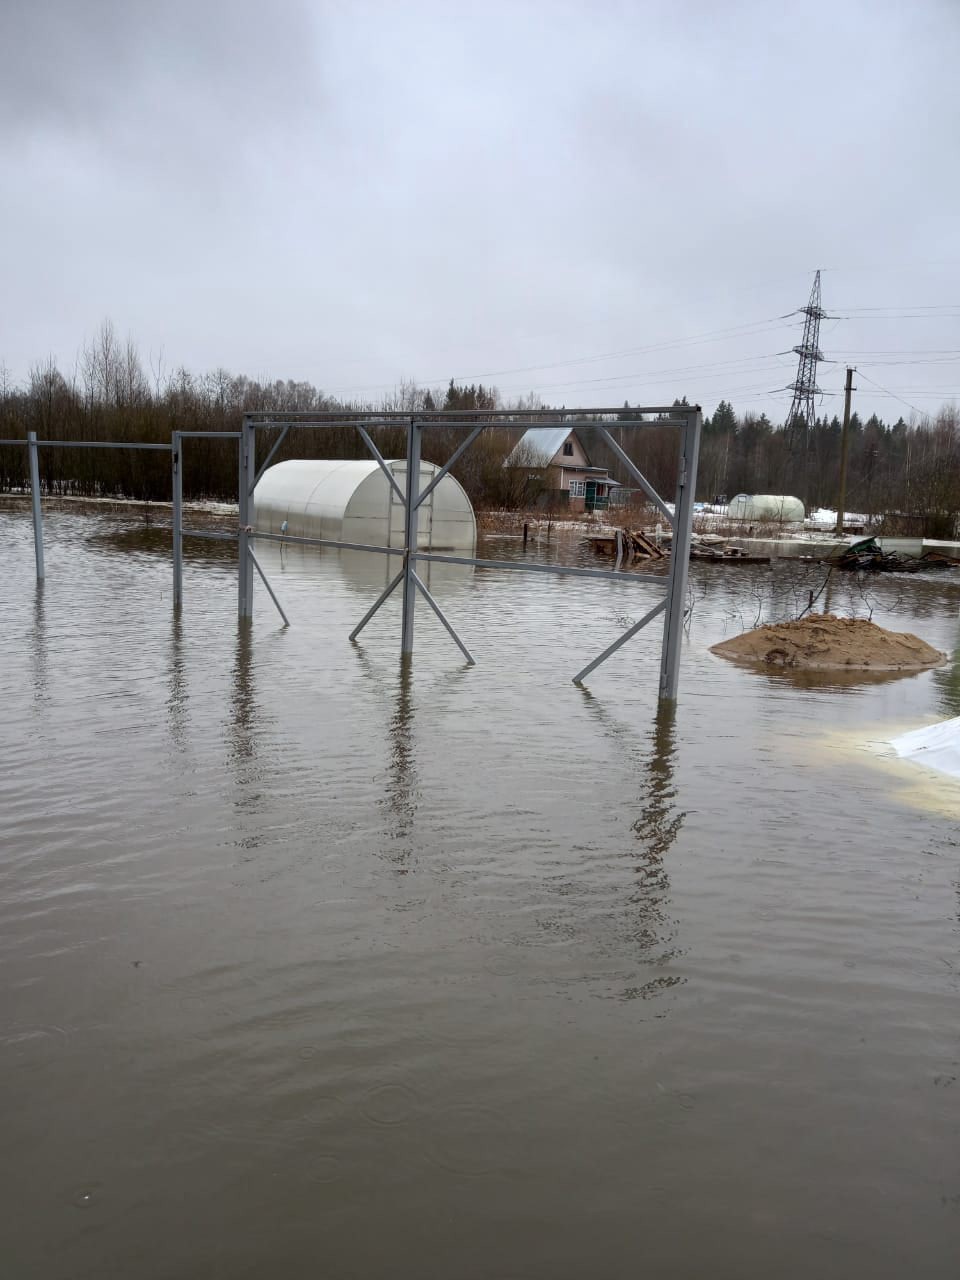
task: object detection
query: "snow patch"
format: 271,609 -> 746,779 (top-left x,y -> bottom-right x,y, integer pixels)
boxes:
890,717 -> 960,780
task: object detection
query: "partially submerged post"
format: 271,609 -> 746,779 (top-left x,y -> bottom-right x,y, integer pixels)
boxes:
171,431 -> 183,607
400,420 -> 421,656
237,418 -> 255,618
659,411 -> 701,701
27,430 -> 44,581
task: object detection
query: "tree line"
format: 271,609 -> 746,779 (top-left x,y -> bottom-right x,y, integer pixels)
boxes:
697,400 -> 960,532
1,323 -> 957,528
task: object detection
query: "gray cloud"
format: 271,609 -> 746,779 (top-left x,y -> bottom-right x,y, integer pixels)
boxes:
1,0 -> 958,421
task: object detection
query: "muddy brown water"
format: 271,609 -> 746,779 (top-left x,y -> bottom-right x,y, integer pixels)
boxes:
2,507 -> 960,1279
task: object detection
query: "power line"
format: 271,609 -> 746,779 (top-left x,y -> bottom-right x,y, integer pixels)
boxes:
830,312 -> 960,321
490,352 -> 792,397
320,315 -> 801,394
855,370 -> 926,416
831,303 -> 960,312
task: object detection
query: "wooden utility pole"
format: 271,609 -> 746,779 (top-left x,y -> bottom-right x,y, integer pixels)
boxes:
835,366 -> 855,534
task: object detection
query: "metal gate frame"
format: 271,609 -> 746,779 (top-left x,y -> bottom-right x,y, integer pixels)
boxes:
237,407 -> 701,700
4,404 -> 701,701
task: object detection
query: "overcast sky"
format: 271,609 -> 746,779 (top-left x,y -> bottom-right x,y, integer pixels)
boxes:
2,0 -> 958,422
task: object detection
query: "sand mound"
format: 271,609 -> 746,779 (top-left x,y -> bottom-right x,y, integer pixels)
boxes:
711,613 -> 945,671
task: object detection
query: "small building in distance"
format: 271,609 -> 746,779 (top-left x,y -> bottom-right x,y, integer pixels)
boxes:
502,427 -> 617,512
727,493 -> 805,523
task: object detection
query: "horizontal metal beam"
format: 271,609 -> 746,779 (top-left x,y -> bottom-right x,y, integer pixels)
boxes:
243,406 -> 700,421
30,439 -> 172,451
177,430 -> 242,439
253,529 -> 404,557
256,536 -> 665,585
0,431 -> 236,447
418,551 -> 667,587
243,416 -> 694,433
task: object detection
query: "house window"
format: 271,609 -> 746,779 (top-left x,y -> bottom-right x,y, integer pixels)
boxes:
562,441 -> 574,456
569,479 -> 585,497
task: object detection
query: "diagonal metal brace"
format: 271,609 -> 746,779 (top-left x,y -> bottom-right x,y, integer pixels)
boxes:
572,598 -> 667,685
349,567 -> 406,641
248,548 -> 290,626
412,570 -> 475,665
357,426 -> 405,503
414,426 -> 484,509
251,423 -> 290,492
596,426 -> 675,527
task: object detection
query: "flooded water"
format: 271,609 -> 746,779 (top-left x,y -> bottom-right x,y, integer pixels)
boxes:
2,505 -> 960,1279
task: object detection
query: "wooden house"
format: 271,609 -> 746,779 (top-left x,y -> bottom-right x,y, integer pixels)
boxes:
502,427 -> 617,512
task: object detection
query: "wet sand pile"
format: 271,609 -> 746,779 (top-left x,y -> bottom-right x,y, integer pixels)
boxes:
711,613 -> 945,670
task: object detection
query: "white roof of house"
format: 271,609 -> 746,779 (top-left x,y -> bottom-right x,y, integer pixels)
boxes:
503,426 -> 579,468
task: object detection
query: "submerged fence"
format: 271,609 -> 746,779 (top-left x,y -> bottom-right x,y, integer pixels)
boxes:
1,406 -> 702,700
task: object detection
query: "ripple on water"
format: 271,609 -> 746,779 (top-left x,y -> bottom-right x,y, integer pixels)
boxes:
1,1023 -> 69,1054
422,1103 -> 525,1179
359,1081 -> 420,1127
67,1183 -> 102,1209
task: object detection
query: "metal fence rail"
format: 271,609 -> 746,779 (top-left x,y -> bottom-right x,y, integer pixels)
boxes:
5,406 -> 702,701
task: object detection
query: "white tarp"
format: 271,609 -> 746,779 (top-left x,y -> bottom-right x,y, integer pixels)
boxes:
890,717 -> 960,779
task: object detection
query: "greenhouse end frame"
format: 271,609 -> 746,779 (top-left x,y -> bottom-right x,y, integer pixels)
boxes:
8,405 -> 701,701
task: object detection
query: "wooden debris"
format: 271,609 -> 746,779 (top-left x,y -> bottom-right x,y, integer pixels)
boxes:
586,528 -> 665,560
826,537 -> 960,574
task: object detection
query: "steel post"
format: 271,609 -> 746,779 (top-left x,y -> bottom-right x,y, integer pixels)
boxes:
171,431 -> 183,607
27,430 -> 44,581
400,421 -> 421,655
659,410 -> 701,701
237,418 -> 255,618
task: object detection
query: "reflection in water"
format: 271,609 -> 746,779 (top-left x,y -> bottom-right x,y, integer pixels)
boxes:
336,548 -> 474,598
384,657 -> 420,865
89,523 -> 236,565
166,609 -> 188,748
754,662 -> 940,693
933,632 -> 960,717
7,512 -> 960,1276
228,623 -> 264,817
352,649 -> 422,865
630,703 -> 685,887
231,623 -> 256,761
30,582 -> 49,704
580,693 -> 686,993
